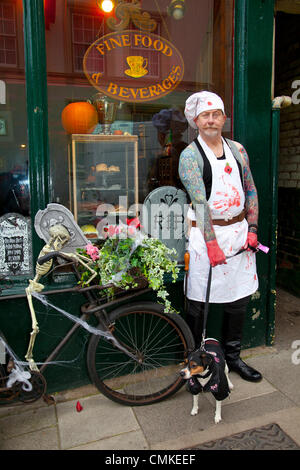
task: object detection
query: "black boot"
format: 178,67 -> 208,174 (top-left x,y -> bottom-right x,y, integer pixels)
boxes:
185,299 -> 205,350
222,296 -> 262,382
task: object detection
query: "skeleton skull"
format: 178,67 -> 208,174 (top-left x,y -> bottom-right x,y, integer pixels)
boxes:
48,224 -> 71,251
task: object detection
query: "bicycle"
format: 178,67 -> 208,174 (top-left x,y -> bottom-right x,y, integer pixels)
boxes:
0,251 -> 194,407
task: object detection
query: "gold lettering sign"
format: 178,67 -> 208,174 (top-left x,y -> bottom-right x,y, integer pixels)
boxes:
83,30 -> 184,103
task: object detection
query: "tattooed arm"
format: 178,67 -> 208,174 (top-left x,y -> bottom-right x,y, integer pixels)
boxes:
179,145 -> 216,242
233,141 -> 259,230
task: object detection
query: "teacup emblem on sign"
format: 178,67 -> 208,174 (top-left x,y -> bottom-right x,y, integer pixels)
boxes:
125,56 -> 148,78
83,30 -> 184,103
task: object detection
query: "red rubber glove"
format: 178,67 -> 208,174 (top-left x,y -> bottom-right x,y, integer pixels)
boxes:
244,232 -> 258,251
206,239 -> 227,267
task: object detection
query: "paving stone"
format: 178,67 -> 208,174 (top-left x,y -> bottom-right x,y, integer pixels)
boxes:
245,350 -> 300,406
56,394 -> 140,449
0,426 -> 59,450
0,399 -> 50,419
133,387 -> 215,446
220,391 -> 295,424
0,405 -> 56,440
70,430 -> 149,450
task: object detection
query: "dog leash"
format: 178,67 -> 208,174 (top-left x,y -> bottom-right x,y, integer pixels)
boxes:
200,246 -> 247,352
185,238 -> 270,352
199,264 -> 212,351
185,242 -> 269,352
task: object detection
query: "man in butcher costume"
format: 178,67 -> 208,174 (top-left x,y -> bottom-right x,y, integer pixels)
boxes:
179,91 -> 262,382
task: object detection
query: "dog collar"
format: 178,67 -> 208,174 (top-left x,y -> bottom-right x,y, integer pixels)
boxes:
195,370 -> 212,379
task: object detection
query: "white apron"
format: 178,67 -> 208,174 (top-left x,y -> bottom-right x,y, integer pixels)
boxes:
186,135 -> 258,303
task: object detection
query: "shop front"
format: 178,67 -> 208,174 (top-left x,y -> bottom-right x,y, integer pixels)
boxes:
0,0 -> 276,392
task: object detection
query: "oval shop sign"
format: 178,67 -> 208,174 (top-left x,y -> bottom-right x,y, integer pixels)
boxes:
83,30 -> 184,103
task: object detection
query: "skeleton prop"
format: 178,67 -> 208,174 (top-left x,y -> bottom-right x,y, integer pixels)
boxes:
25,205 -> 97,371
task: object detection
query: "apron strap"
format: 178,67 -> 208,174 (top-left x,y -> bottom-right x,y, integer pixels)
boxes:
223,138 -> 244,189
193,138 -> 212,200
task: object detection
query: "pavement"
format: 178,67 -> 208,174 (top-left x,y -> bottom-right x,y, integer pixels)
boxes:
1,288 -> 300,451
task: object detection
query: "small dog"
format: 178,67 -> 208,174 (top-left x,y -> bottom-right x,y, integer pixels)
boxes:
180,338 -> 234,424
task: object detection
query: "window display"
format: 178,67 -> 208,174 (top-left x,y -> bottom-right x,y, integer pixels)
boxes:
0,1 -> 29,279
46,0 -> 233,236
69,134 -> 138,237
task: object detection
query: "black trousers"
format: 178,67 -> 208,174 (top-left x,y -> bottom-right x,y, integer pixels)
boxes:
186,295 -> 251,357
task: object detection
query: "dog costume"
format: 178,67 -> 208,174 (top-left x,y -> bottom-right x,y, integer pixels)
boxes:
186,339 -> 231,402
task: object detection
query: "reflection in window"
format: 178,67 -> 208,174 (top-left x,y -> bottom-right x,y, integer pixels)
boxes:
0,2 -> 17,67
72,12 -> 104,73
0,160 -> 29,217
0,0 -> 28,218
130,23 -> 161,79
0,3 -> 30,283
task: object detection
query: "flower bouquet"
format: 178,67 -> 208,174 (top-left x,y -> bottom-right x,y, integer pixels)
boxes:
77,227 -> 179,313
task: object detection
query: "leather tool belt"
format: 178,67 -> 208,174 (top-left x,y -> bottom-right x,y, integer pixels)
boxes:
191,209 -> 246,227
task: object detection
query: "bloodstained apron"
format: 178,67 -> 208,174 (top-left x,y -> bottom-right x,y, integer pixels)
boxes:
186,135 -> 258,303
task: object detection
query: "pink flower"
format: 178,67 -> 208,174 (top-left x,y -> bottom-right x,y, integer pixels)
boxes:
128,226 -> 137,236
85,243 -> 99,261
103,225 -> 123,238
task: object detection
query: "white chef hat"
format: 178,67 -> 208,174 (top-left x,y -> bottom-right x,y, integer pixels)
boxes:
184,91 -> 225,129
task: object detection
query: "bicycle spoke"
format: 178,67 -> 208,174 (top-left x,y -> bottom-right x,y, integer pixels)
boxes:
87,304 -> 191,405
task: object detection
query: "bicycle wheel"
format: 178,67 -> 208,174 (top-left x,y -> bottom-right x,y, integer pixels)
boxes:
87,301 -> 194,406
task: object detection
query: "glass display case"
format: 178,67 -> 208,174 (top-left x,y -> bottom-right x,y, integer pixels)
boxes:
69,134 -> 138,237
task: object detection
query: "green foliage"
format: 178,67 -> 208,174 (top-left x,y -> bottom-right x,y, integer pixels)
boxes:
77,235 -> 179,313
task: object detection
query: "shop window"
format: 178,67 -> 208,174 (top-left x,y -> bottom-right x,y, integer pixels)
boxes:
46,0 -> 233,241
0,2 -> 17,67
0,1 -> 31,283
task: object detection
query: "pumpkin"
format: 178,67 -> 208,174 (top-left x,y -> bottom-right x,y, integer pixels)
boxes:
61,102 -> 98,134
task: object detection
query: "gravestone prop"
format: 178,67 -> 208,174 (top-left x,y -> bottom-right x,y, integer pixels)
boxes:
0,213 -> 33,277
34,203 -> 89,251
142,186 -> 188,263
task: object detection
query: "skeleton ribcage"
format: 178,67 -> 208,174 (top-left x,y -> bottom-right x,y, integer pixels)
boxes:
36,259 -> 53,277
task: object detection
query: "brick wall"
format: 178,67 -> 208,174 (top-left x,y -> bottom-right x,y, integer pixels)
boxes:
278,105 -> 300,189
275,13 -> 300,296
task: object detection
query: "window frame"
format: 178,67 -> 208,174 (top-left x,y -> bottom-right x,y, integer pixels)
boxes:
0,0 -> 18,69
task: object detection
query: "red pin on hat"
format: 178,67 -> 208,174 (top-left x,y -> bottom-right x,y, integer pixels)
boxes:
184,91 -> 225,129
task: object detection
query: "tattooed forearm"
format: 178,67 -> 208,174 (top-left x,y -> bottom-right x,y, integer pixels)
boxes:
179,147 -> 216,242
239,146 -> 259,226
